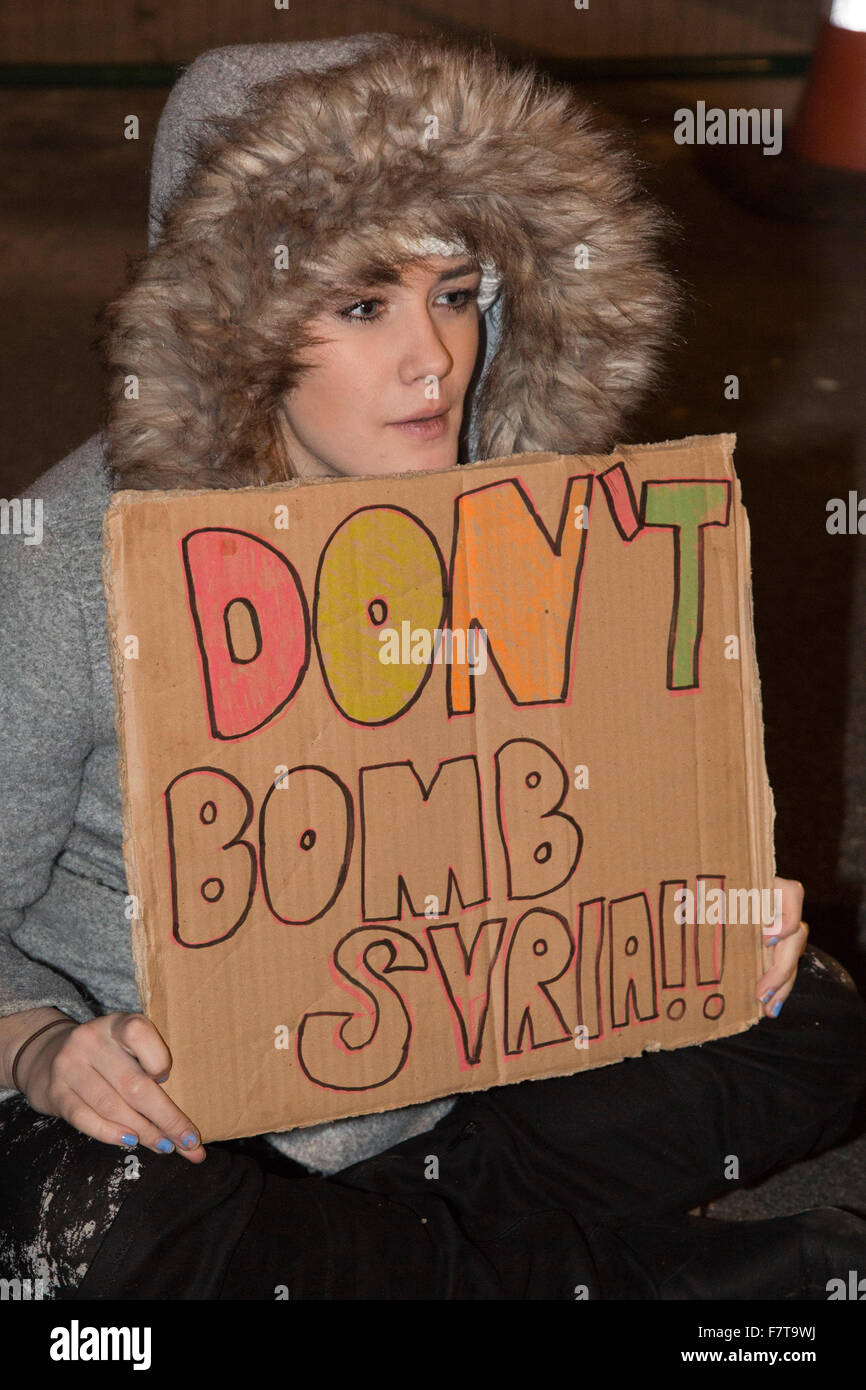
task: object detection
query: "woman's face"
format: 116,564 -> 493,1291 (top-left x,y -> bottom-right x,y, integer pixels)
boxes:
275,254 -> 483,479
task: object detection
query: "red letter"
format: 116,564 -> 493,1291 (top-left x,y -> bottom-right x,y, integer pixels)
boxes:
182,528 -> 310,739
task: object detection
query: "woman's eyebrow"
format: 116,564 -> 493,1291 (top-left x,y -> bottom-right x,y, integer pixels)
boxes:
435,261 -> 480,283
331,262 -> 403,297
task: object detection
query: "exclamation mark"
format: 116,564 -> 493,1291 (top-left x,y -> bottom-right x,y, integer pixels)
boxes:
660,879 -> 688,1022
695,875 -> 726,1020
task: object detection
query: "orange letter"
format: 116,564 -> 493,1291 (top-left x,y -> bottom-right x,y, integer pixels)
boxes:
449,474 -> 592,712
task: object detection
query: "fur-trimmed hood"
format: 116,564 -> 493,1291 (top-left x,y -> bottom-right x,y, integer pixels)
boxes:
105,33 -> 679,491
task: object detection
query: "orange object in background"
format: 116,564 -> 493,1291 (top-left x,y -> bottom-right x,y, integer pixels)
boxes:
790,4 -> 866,172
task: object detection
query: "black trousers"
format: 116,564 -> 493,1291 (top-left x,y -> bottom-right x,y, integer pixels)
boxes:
2,947 -> 865,1300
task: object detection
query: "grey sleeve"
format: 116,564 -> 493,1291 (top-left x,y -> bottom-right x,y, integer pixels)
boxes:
0,520 -> 99,1025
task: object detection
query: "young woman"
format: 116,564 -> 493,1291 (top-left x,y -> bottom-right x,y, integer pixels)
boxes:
1,33 -> 865,1300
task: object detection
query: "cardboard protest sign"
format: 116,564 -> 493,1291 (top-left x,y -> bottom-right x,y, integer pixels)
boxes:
103,433 -> 774,1142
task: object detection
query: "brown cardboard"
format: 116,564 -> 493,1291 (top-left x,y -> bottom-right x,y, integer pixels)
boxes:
102,433 -> 774,1143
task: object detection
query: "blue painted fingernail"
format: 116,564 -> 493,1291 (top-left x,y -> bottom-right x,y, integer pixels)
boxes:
156,1138 -> 175,1153
181,1132 -> 198,1149
767,936 -> 780,946
761,988 -> 775,1002
155,1073 -> 170,1083
771,999 -> 783,1017
121,1134 -> 138,1147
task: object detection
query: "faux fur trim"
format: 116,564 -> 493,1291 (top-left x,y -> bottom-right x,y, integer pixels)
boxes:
104,34 -> 680,491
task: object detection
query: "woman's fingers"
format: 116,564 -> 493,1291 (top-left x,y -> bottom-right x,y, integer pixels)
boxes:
95,1060 -> 205,1161
53,1093 -> 153,1153
762,875 -> 804,945
757,920 -> 809,1018
63,1064 -> 203,1159
756,875 -> 807,1016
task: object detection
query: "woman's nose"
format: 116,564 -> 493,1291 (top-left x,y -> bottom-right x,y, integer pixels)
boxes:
399,309 -> 454,385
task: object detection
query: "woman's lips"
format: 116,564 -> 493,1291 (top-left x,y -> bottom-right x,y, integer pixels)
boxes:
388,410 -> 449,439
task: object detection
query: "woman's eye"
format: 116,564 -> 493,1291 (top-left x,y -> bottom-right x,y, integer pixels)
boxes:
437,287 -> 480,311
340,299 -> 383,323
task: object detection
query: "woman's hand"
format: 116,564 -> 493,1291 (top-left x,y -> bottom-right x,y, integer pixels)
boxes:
16,1011 -> 206,1162
757,875 -> 808,1019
